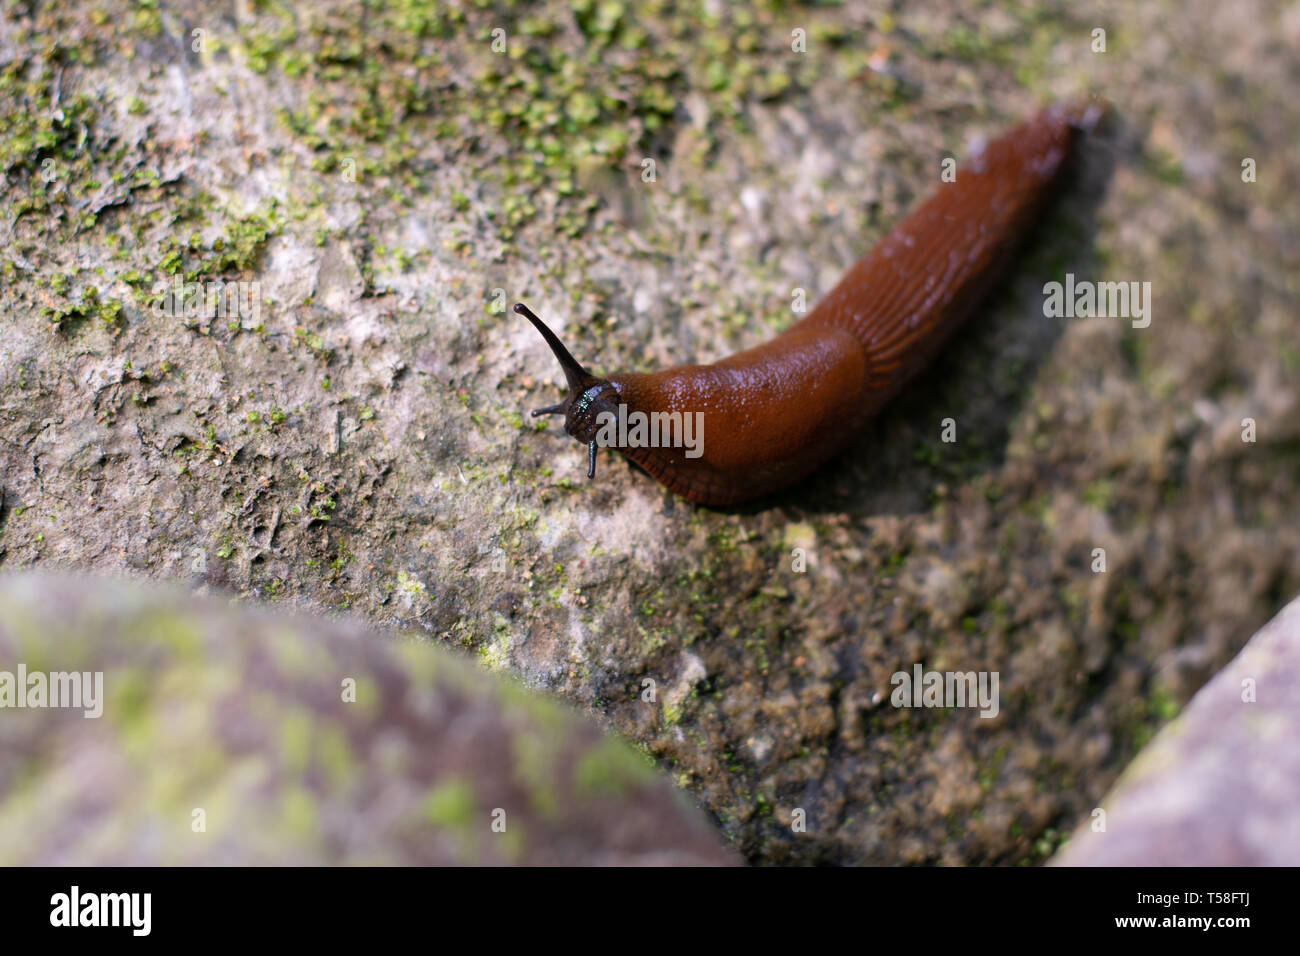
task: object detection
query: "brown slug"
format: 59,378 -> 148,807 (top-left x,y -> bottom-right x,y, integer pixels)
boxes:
520,100 -> 1104,507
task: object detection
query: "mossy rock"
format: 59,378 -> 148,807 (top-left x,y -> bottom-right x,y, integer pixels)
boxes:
0,572 -> 736,865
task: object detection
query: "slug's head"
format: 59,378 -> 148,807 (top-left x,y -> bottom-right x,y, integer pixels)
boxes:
515,302 -> 620,479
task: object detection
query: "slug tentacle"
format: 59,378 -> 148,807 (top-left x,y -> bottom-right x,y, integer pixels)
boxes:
516,301 -> 620,480
514,302 -> 596,395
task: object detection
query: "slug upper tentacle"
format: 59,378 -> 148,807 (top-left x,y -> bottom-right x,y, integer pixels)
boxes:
514,302 -> 619,479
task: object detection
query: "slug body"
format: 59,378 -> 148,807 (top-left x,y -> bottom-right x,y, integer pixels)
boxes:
520,102 -> 1097,506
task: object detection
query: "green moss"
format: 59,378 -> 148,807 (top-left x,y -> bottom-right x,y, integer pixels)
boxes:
1081,479 -> 1116,512
574,736 -> 657,797
510,728 -> 562,819
1141,148 -> 1185,186
226,0 -> 842,241
662,700 -> 684,727
140,611 -> 204,658
105,667 -> 156,760
424,777 -> 476,829
1148,687 -> 1180,723
279,785 -> 320,840
279,709 -> 315,775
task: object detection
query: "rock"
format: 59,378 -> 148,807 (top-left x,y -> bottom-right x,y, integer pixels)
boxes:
1054,595 -> 1300,866
0,573 -> 737,866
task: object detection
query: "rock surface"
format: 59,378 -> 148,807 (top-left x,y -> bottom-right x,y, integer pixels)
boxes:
0,572 -> 737,865
1054,595 -> 1300,866
2,1 -> 1298,864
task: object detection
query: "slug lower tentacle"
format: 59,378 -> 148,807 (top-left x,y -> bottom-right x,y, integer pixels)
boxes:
519,100 -> 1104,507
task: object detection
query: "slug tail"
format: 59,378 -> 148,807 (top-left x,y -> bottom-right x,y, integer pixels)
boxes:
803,101 -> 1092,408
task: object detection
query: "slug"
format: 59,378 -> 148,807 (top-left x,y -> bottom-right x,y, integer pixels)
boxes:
519,100 -> 1103,507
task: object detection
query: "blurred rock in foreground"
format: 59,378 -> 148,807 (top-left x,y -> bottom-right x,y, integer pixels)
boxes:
0,572 -> 736,866
1054,595 -> 1300,866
